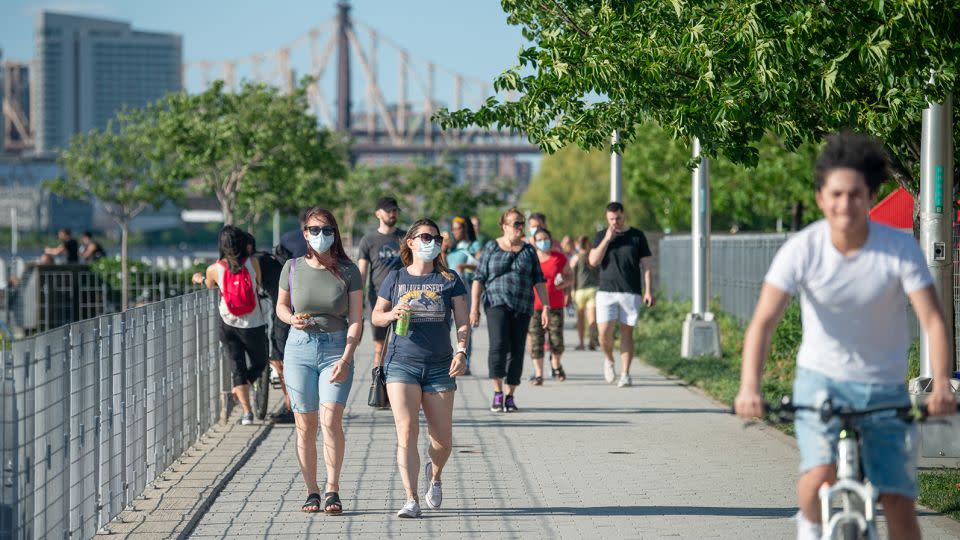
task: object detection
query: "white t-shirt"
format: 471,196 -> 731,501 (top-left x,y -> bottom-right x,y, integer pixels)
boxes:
764,220 -> 933,384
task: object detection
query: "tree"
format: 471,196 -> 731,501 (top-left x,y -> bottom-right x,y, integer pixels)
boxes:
437,1 -> 960,195
155,80 -> 347,226
47,107 -> 183,310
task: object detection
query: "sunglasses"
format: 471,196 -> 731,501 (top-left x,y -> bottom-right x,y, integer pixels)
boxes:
510,221 -> 524,229
416,233 -> 443,244
305,226 -> 336,237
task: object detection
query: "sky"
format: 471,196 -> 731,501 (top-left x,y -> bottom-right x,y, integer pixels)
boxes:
0,0 -> 526,112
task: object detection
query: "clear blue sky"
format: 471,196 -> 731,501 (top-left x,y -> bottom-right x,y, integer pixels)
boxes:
0,0 -> 525,111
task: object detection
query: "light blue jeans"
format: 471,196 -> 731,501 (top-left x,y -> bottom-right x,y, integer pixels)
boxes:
283,328 -> 353,412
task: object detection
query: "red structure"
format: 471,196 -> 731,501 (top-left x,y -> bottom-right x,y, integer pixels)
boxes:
870,187 -> 914,229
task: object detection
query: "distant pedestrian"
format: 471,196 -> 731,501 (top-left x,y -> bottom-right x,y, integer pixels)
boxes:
79,231 -> 106,262
275,208 -> 363,514
358,196 -> 405,366
559,234 -> 576,315
470,215 -> 487,247
276,208 -> 310,261
244,232 -> 293,423
528,227 -> 572,385
526,212 -> 547,242
192,226 -> 269,424
446,216 -> 482,374
372,218 -> 469,518
471,208 -> 550,412
570,235 -> 600,351
43,228 -> 79,263
589,202 -> 654,387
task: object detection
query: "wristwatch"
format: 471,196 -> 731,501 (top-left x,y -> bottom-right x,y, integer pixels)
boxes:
455,346 -> 467,356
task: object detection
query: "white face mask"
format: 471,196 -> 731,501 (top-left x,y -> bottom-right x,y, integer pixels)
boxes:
308,233 -> 334,254
416,239 -> 442,262
529,226 -> 539,237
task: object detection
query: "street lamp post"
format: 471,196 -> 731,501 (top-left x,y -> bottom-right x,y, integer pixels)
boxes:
681,138 -> 721,358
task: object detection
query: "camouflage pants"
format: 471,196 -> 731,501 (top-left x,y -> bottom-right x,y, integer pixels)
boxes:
528,308 -> 564,359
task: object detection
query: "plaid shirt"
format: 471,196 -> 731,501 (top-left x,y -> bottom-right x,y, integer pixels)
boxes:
474,240 -> 545,316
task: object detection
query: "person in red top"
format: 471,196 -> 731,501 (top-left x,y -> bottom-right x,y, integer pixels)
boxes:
528,228 -> 573,385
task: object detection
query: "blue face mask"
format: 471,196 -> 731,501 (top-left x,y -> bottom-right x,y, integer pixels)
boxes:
417,239 -> 442,262
535,240 -> 551,252
308,233 -> 334,254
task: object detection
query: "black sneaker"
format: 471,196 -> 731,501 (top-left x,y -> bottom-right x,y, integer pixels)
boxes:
270,407 -> 295,424
504,395 -> 518,412
491,392 -> 505,412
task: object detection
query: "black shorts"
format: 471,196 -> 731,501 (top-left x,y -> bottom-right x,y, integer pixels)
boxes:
218,321 -> 268,387
271,318 -> 290,361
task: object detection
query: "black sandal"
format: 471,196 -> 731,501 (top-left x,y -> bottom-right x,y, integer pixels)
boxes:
552,366 -> 566,382
302,492 -> 322,513
529,375 -> 543,386
323,491 -> 343,515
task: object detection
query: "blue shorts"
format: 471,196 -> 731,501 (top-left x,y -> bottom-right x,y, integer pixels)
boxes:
384,358 -> 457,393
283,328 -> 353,412
793,367 -> 918,498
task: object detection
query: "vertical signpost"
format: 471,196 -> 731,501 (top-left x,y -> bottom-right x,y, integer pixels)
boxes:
914,90 -> 960,465
681,138 -> 721,357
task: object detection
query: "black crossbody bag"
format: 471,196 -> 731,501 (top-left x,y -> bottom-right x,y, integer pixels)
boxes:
368,269 -> 401,408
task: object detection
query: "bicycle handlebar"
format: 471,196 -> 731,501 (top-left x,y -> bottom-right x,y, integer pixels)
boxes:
730,395 -> 960,424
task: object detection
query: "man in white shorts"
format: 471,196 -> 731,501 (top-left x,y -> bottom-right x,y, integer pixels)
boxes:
734,131 -> 956,540
589,202 -> 655,387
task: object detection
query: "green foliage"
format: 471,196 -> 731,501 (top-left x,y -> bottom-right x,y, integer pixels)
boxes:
437,1 -> 960,194
918,470 -> 960,520
523,122 -> 819,233
88,256 -> 205,307
154,79 -> 348,226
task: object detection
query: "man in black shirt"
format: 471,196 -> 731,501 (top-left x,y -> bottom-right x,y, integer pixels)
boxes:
357,196 -> 405,365
80,231 -> 106,262
588,202 -> 655,388
44,228 -> 79,263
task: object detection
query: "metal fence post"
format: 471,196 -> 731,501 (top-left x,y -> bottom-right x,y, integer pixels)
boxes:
1,344 -> 16,539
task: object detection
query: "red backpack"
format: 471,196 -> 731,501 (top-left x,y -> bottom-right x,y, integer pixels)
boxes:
219,259 -> 257,316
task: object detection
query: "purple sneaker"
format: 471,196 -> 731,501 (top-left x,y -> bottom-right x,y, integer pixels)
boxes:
491,392 -> 505,412
504,395 -> 518,412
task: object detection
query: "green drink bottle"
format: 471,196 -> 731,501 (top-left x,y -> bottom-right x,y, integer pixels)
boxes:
395,310 -> 410,336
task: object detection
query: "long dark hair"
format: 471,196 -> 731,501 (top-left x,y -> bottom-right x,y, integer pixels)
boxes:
218,225 -> 247,273
452,215 -> 477,243
302,207 -> 351,280
400,218 -> 454,281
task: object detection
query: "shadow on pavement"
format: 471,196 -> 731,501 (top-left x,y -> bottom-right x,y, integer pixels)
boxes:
522,407 -> 726,415
463,505 -> 796,518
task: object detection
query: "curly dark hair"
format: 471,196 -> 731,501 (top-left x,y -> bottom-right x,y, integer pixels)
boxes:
814,131 -> 890,195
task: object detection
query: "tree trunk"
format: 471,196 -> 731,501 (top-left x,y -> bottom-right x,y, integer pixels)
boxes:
121,222 -> 129,311
790,200 -> 804,231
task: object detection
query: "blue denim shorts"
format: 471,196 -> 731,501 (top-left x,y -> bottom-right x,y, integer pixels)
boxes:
283,328 -> 353,412
384,358 -> 457,393
793,367 -> 918,498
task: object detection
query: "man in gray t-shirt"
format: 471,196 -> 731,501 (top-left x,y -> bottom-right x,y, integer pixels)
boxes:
357,196 -> 406,362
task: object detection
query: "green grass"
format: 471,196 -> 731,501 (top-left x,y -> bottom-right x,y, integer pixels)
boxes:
634,297 -> 960,521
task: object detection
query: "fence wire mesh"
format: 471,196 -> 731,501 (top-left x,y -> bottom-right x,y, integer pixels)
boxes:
0,288 -> 223,539
660,231 -> 960,366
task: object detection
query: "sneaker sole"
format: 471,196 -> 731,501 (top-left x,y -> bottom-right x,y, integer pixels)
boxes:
397,511 -> 422,518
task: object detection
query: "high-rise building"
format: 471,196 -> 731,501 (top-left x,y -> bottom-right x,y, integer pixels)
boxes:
32,12 -> 182,153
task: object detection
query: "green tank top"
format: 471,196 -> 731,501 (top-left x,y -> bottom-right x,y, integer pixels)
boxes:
574,255 -> 600,289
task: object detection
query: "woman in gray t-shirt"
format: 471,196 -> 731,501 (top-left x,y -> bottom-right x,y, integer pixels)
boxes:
276,208 -> 363,515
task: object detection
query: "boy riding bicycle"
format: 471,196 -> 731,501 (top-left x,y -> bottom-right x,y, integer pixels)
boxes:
733,131 -> 956,540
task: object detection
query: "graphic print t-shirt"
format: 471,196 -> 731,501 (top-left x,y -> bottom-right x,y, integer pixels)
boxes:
378,268 -> 467,364
358,229 -> 405,302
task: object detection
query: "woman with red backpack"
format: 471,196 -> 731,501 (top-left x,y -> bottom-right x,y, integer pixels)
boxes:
193,225 -> 269,426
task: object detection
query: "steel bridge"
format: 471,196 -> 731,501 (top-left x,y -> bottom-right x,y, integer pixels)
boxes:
182,2 -> 538,185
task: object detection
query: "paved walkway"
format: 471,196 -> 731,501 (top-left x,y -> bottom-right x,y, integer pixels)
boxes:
113,317 -> 960,539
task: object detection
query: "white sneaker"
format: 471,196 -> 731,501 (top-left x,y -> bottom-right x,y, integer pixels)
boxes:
397,499 -> 421,518
240,412 -> 254,425
423,462 -> 442,509
617,374 -> 632,388
603,361 -> 616,384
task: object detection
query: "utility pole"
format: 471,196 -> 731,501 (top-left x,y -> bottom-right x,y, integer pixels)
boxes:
336,1 -> 351,134
610,131 -> 622,203
681,138 -> 721,358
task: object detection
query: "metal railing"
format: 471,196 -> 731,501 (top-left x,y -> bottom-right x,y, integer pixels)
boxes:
659,230 -> 960,361
0,288 -> 225,539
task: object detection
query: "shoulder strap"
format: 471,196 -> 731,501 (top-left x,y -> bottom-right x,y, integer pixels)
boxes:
288,257 -> 298,313
375,268 -> 403,367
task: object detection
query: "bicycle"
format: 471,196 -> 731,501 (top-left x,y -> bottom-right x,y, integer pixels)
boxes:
743,396 -> 942,540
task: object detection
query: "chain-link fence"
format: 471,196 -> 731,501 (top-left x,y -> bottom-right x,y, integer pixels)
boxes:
0,288 -> 226,539
659,231 -> 960,362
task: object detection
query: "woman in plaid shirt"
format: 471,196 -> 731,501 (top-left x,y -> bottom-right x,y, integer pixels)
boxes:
470,208 -> 550,412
